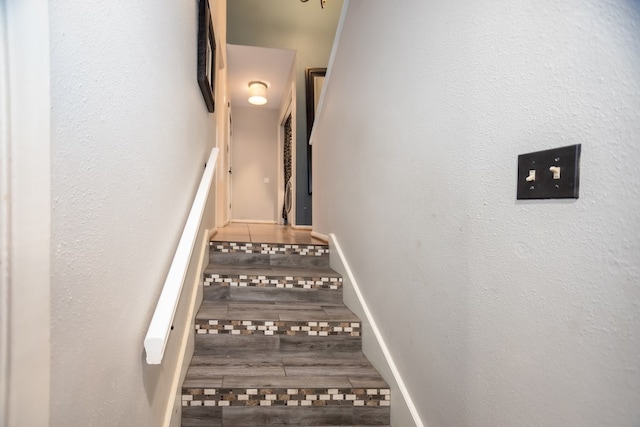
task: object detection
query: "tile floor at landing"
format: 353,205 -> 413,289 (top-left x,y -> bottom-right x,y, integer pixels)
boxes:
212,222 -> 325,245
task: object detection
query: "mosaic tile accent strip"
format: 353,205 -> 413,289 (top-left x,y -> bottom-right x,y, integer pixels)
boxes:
195,320 -> 360,337
210,242 -> 329,256
204,273 -> 342,290
182,387 -> 390,407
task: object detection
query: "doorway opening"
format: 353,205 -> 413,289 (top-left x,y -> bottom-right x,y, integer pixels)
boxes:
226,44 -> 296,224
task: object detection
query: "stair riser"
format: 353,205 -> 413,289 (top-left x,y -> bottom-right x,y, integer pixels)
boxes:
205,274 -> 341,289
196,321 -> 359,338
182,406 -> 390,427
204,286 -> 343,304
183,388 -> 390,408
210,242 -> 329,256
195,335 -> 362,354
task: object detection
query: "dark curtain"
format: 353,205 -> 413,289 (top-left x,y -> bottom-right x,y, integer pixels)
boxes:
282,114 -> 292,223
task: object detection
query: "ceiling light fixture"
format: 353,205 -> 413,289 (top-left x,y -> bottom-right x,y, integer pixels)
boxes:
248,81 -> 268,106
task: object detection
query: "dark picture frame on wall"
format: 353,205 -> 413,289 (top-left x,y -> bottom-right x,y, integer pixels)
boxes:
197,0 -> 216,113
305,67 -> 326,195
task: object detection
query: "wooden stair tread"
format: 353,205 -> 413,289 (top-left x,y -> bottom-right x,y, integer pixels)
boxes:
184,351 -> 387,388
196,300 -> 360,322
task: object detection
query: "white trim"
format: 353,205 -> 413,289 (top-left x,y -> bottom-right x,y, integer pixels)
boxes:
289,81 -> 297,227
226,103 -> 232,224
308,0 -> 350,146
329,233 -> 425,427
4,1 -> 51,425
291,224 -> 312,230
310,231 -> 328,243
230,219 -> 277,224
0,1 -> 10,423
162,230 -> 209,427
215,99 -> 230,228
144,148 -> 219,364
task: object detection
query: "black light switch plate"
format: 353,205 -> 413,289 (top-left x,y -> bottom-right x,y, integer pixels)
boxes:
517,144 -> 581,200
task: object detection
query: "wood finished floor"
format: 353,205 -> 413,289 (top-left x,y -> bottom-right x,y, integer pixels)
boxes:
213,222 -> 325,245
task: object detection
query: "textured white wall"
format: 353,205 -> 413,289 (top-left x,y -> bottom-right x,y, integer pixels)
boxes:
232,106 -> 279,222
313,1 -> 640,426
49,0 -> 221,425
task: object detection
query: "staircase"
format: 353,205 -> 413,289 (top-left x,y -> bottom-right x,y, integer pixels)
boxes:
181,240 -> 391,426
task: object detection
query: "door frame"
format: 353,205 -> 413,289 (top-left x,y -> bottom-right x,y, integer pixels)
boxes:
226,103 -> 233,224
215,99 -> 232,228
0,2 -> 9,422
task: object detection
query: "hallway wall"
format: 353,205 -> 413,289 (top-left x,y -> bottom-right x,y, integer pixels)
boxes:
231,106 -> 279,222
313,1 -> 640,426
48,0 -> 226,425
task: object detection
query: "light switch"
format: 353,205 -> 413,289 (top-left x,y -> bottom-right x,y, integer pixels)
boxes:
264,177 -> 270,184
549,166 -> 561,180
517,144 -> 581,200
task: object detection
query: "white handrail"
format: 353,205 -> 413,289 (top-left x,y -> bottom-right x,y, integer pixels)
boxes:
144,147 -> 219,364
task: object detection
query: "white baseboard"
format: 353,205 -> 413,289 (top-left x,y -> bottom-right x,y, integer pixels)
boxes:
329,234 -> 424,427
231,219 -> 277,224
310,231 -> 329,242
291,224 -> 312,230
164,231 -> 209,427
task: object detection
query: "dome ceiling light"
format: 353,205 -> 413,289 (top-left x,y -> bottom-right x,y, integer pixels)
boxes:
248,81 -> 268,106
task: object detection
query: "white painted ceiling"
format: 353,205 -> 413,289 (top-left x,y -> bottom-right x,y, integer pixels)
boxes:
227,44 -> 296,110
